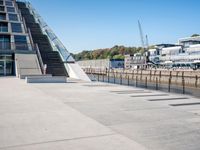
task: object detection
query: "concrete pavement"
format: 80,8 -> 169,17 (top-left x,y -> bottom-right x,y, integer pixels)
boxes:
0,77 -> 200,149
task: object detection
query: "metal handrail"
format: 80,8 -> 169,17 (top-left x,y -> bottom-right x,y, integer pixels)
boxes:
35,43 -> 46,74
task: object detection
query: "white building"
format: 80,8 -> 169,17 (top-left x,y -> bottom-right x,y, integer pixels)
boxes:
148,36 -> 200,69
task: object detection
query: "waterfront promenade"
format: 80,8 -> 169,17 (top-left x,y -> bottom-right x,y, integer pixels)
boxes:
0,77 -> 200,150
85,68 -> 200,97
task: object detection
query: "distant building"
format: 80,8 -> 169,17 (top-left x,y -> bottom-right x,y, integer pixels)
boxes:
148,44 -> 176,65
147,36 -> 200,69
179,36 -> 200,47
124,53 -> 146,69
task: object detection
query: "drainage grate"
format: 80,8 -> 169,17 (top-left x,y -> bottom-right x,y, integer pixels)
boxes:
149,97 -> 189,101
170,102 -> 200,107
131,94 -> 168,97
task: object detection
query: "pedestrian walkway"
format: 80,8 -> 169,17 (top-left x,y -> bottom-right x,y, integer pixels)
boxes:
0,77 -> 200,150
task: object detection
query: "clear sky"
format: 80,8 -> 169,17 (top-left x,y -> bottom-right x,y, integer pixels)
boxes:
28,0 -> 200,53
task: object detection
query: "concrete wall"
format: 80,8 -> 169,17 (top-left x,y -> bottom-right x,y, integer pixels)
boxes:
78,59 -> 110,69
15,53 -> 42,77
78,59 -> 124,69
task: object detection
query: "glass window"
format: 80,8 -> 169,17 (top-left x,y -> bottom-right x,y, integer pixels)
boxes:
11,23 -> 22,33
6,7 -> 15,13
8,14 -> 18,21
0,1 -> 3,5
14,35 -> 28,50
14,35 -> 27,43
0,6 -> 4,11
0,35 -> 10,50
0,13 -> 6,20
0,23 -> 8,32
5,1 -> 13,6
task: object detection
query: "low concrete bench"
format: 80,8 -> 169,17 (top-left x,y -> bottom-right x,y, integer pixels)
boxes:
25,76 -> 67,83
20,74 -> 52,79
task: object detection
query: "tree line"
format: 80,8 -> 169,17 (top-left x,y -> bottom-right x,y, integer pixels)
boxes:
72,45 -> 145,61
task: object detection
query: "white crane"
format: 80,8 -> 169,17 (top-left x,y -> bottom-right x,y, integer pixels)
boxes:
138,20 -> 145,49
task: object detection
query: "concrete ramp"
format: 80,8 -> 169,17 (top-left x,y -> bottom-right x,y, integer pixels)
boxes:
15,53 -> 42,77
65,63 -> 91,82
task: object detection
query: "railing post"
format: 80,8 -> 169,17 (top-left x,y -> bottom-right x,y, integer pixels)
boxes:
168,77 -> 171,92
159,71 -> 162,83
195,75 -> 198,88
114,73 -> 116,84
136,76 -> 138,87
145,77 -> 148,88
182,78 -> 185,94
120,74 -> 122,85
108,70 -> 110,83
128,75 -> 130,86
156,77 -> 158,90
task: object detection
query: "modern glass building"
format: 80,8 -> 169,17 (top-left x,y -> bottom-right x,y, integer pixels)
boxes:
0,0 -> 90,81
0,0 -> 32,76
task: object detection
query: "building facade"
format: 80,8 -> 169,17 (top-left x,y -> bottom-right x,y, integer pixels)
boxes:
148,37 -> 200,69
124,53 -> 146,69
0,0 -> 89,81
0,0 -> 33,76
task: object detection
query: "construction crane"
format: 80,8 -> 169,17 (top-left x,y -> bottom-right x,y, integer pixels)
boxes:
138,20 -> 150,67
145,34 -> 149,49
138,20 -> 145,49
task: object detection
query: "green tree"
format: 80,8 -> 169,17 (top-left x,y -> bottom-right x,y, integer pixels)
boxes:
113,54 -> 125,59
191,34 -> 200,37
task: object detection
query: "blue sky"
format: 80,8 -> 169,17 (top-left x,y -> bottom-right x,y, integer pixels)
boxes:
28,0 -> 200,53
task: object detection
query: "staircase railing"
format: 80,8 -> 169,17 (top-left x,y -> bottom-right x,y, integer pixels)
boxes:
35,43 -> 46,74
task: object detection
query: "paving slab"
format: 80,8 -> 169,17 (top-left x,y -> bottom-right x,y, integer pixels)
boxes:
1,78 -> 200,150
0,78 -> 146,150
